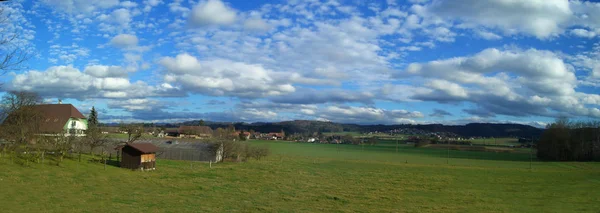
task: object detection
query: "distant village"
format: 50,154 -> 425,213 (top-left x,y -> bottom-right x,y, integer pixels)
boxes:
99,125 -> 286,141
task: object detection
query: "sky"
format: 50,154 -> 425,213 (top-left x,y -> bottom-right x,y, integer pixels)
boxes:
1,0 -> 600,127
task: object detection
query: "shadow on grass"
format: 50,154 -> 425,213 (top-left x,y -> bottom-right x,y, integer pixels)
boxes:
87,158 -> 121,168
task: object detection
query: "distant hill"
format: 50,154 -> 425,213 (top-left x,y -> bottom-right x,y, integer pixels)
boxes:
176,120 -> 543,138
102,120 -> 543,138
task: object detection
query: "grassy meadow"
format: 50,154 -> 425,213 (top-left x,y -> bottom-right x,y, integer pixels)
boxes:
1,140 -> 599,212
468,137 -> 521,146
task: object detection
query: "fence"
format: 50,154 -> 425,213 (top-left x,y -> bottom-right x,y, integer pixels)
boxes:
156,147 -> 219,162
106,138 -> 221,162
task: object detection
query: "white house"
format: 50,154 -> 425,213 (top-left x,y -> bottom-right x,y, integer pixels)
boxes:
32,104 -> 88,137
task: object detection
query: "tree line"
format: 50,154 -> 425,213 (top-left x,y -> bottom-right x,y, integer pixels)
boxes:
537,118 -> 600,161
0,91 -> 144,165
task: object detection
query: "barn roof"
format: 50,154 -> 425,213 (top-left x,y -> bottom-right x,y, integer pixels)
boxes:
127,143 -> 159,153
30,104 -> 86,133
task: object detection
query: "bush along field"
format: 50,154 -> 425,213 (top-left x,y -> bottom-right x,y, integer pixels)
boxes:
1,139 -> 600,213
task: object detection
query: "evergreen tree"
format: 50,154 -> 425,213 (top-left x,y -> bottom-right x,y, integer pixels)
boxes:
88,106 -> 98,127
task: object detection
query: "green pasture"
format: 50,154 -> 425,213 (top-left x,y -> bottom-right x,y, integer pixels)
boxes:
468,137 -> 522,146
0,140 -> 599,212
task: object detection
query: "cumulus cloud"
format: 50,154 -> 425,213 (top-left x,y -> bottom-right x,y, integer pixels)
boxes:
401,48 -> 600,118
412,79 -> 469,102
570,28 -> 597,38
84,65 -> 129,78
243,17 -> 271,32
430,109 -> 452,117
108,98 -> 163,111
421,0 -> 572,38
270,89 -> 374,104
189,0 -> 237,27
110,34 -> 139,48
106,100 -> 282,123
316,106 -> 423,124
475,30 -> 502,40
7,65 -> 180,100
183,14 -> 394,86
160,53 -> 296,98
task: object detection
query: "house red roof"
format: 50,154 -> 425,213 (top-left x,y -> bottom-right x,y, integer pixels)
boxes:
128,143 -> 159,153
31,104 -> 86,133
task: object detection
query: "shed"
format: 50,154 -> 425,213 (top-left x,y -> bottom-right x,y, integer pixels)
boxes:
120,143 -> 159,170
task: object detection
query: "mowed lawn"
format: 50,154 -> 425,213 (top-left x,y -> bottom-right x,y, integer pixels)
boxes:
1,141 -> 599,212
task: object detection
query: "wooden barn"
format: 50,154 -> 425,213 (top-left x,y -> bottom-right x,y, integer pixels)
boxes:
120,143 -> 159,170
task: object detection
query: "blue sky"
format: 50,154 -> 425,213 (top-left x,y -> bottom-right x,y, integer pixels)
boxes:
1,0 -> 600,127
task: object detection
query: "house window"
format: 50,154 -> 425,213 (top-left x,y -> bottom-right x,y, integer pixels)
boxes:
71,121 -> 76,128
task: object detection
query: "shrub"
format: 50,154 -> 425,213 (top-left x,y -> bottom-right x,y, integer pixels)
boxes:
414,140 -> 431,147
247,145 -> 270,160
218,140 -> 271,162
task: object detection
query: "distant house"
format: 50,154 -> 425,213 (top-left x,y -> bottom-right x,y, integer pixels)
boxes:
178,126 -> 213,138
268,132 -> 285,140
5,104 -> 89,137
156,130 -> 166,138
120,143 -> 159,170
100,127 -> 120,134
233,131 -> 251,140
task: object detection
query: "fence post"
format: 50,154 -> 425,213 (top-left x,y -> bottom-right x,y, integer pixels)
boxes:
41,151 -> 45,165
529,143 -> 533,170
209,160 -> 212,169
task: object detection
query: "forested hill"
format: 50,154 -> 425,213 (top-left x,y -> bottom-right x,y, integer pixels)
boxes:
175,120 -> 543,138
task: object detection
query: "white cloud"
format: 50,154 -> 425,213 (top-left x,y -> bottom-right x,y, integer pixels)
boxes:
475,30 -> 502,40
97,8 -> 134,31
243,17 -> 271,32
108,99 -> 160,111
570,28 -> 596,38
143,0 -> 163,12
8,65 -> 180,100
160,53 -> 296,98
110,8 -> 132,24
110,34 -> 139,48
422,0 -> 572,38
317,106 -> 423,124
121,1 -> 138,8
84,65 -> 128,78
270,89 -> 374,104
401,48 -> 600,118
189,0 -> 237,27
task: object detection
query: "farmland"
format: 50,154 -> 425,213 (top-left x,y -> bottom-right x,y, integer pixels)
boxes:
1,140 -> 599,212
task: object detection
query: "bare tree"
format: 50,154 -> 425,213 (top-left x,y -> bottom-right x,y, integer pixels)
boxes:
0,7 -> 30,77
85,124 -> 108,156
120,123 -> 143,144
0,91 -> 40,120
0,91 -> 42,144
0,91 -> 42,164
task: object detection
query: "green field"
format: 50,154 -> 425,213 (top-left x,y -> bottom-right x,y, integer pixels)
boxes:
323,131 -> 363,136
469,137 -> 521,146
1,140 -> 599,212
